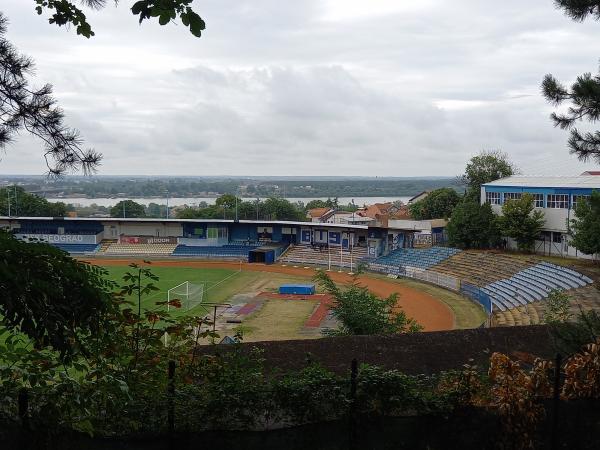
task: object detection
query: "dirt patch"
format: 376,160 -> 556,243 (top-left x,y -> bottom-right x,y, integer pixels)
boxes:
237,299 -> 319,342
88,259 -> 455,331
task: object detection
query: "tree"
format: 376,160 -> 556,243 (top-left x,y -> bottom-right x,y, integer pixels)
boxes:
146,202 -> 166,218
313,270 -> 422,335
542,1 -> 600,163
497,193 -> 545,252
0,15 -> 101,175
33,0 -> 206,39
262,197 -> 304,221
110,200 -> 146,218
460,151 -> 517,200
305,199 -> 328,210
0,186 -> 66,216
215,194 -> 240,210
569,191 -> 600,256
543,289 -> 572,325
2,1 -> 205,176
447,197 -> 500,249
0,230 -> 114,360
408,188 -> 460,220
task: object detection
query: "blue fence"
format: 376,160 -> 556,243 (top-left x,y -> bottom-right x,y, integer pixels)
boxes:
460,282 -> 493,315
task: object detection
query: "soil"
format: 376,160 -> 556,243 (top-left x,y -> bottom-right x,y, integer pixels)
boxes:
88,259 -> 455,331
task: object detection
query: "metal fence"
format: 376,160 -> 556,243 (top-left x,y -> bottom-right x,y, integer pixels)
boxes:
460,282 -> 493,315
368,263 -> 492,319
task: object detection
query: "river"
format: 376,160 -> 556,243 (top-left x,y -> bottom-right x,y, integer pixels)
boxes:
46,196 -> 414,208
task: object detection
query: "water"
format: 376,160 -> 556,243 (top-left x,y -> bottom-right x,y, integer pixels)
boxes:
47,196 -> 414,208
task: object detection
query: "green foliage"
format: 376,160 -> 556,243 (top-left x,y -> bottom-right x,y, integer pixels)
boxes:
0,186 -> 66,217
313,270 -> 422,335
110,199 -> 146,218
305,197 -> 339,210
542,1 -> 600,162
262,197 -> 304,221
214,193 -> 239,209
498,193 -> 545,252
460,150 -> 517,200
408,188 -> 460,220
355,365 -> 432,416
554,0 -> 600,21
145,202 -> 167,218
33,0 -> 205,38
549,308 -> 600,355
447,197 -> 500,249
543,289 -> 572,325
569,191 -> 600,256
177,195 -> 305,221
0,230 -> 113,360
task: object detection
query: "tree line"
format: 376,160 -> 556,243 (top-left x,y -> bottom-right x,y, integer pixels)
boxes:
6,176 -> 458,200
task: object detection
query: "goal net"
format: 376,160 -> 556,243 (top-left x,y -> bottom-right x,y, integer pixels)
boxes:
167,281 -> 205,312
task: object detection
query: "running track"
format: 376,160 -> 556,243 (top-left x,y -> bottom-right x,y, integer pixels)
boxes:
87,259 -> 455,331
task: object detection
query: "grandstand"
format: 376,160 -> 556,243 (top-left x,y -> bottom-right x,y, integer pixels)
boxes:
279,244 -> 369,268
50,243 -> 101,254
101,242 -> 178,256
374,247 -> 461,270
369,247 -> 593,318
172,244 -> 257,258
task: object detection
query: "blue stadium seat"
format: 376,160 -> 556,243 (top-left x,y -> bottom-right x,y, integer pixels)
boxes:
373,247 -> 462,270
50,243 -> 100,254
172,245 -> 257,258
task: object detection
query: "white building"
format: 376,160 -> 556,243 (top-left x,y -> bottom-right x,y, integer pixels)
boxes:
481,175 -> 600,259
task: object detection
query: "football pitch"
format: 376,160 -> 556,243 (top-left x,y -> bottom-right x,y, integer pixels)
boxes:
101,265 -> 254,317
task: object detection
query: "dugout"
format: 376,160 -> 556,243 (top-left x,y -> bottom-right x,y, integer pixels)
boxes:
248,247 -> 276,264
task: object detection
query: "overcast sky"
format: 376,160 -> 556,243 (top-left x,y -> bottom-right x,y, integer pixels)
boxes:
1,0 -> 599,176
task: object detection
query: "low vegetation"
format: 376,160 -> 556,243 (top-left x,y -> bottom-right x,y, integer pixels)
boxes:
313,269 -> 422,335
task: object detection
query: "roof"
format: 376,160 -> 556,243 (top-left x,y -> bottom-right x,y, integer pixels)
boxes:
582,171 -> 600,176
307,207 -> 331,218
483,176 -> 600,189
408,191 -> 429,203
0,216 -> 369,230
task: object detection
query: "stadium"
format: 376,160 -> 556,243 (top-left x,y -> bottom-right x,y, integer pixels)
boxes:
1,214 -> 595,338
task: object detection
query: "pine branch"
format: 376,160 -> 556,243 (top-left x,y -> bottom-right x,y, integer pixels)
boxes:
554,0 -> 600,22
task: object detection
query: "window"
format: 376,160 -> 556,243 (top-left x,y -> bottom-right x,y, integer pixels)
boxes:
207,228 -> 218,239
504,192 -> 522,202
572,195 -> 590,210
547,194 -> 569,209
552,232 -> 563,244
532,193 -> 544,208
486,192 -> 501,205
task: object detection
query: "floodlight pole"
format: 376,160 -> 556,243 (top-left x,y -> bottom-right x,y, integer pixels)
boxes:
166,190 -> 169,219
350,235 -> 353,273
7,189 -> 10,217
339,237 -> 343,272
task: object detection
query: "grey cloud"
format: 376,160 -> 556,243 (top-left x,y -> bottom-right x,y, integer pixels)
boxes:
0,0 -> 598,175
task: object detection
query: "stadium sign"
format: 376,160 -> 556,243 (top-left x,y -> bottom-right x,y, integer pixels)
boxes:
16,234 -> 99,244
120,236 -> 178,244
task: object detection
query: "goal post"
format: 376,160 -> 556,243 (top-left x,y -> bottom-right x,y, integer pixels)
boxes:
167,281 -> 205,312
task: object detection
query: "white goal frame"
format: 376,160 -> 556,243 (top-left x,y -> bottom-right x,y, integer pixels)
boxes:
167,281 -> 205,312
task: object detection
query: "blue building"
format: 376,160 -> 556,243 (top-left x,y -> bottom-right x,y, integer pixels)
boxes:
481,175 -> 600,258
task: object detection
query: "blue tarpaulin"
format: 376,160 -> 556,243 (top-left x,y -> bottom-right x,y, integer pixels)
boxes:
279,284 -> 316,295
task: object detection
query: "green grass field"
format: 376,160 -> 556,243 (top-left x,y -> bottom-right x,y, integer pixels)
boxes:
102,265 -> 250,317
101,265 -> 317,318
